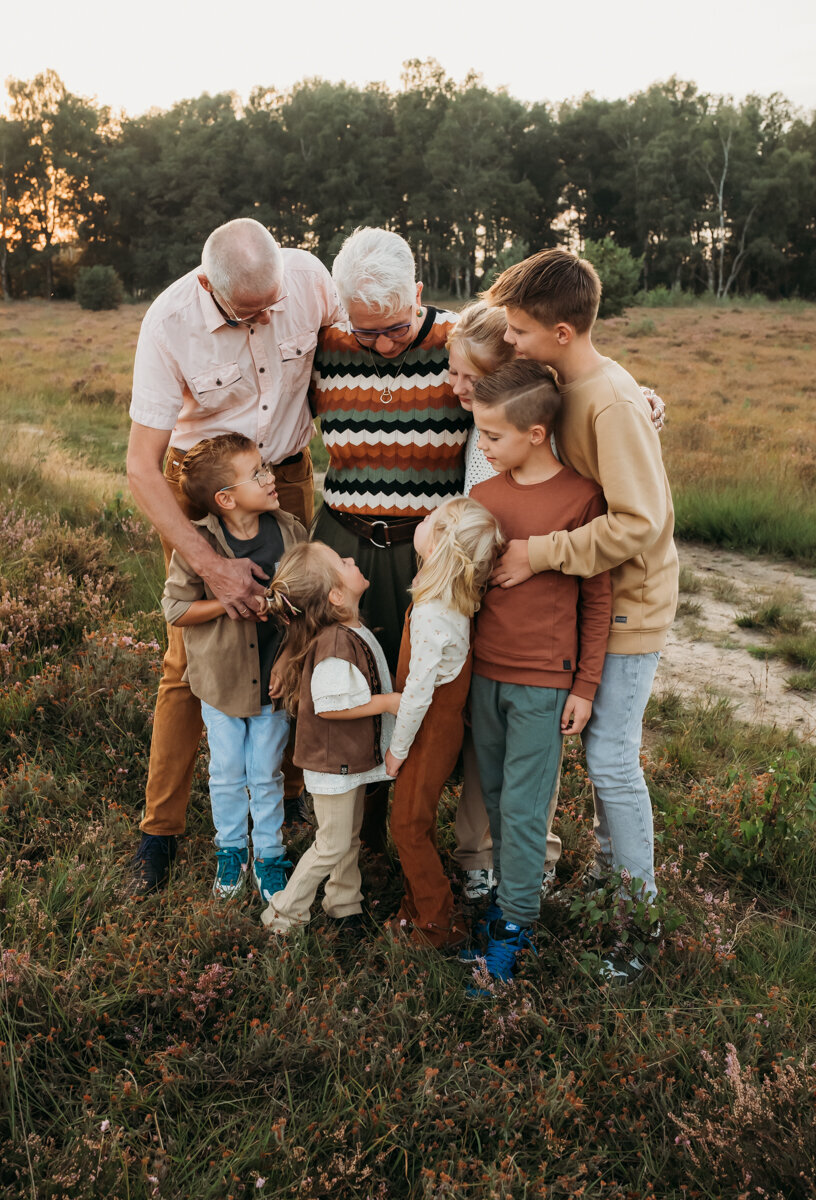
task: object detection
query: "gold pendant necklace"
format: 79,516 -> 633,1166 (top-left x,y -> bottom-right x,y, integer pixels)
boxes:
368,345 -> 413,405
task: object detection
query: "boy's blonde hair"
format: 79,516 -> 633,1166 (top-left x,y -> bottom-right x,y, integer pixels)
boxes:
411,497 -> 505,618
264,542 -> 355,715
180,433 -> 256,515
472,360 -> 561,434
485,248 -> 601,334
447,301 -> 515,376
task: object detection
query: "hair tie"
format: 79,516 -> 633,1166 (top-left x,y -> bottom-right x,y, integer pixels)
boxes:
280,593 -> 302,618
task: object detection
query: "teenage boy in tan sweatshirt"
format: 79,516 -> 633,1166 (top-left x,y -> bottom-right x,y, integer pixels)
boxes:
486,249 -> 679,984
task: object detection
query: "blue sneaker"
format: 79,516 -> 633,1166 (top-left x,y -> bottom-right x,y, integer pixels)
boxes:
252,853 -> 293,903
212,846 -> 248,899
465,919 -> 536,996
468,887 -> 502,947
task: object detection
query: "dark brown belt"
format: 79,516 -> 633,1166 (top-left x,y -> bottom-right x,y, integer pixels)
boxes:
170,447 -> 304,468
324,505 -> 422,549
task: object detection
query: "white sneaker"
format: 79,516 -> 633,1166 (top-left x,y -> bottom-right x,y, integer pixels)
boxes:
540,868 -> 557,900
463,867 -> 495,901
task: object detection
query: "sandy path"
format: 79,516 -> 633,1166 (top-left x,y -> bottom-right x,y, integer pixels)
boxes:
658,542 -> 816,741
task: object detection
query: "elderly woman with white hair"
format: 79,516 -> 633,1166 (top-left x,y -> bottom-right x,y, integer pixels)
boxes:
310,227 -> 471,851
311,228 -> 471,666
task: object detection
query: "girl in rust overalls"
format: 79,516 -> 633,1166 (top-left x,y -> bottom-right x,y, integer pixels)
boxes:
385,497 -> 504,951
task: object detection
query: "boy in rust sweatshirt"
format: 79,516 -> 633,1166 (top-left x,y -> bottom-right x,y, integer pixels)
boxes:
464,360 -> 612,989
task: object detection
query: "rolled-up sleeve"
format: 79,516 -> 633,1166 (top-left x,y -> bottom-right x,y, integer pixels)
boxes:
312,659 -> 371,714
130,317 -> 186,431
162,549 -> 204,625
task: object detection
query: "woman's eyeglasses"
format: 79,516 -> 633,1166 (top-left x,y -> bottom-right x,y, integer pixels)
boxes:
350,321 -> 413,346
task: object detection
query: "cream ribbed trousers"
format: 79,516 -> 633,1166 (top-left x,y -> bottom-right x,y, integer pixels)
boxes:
262,785 -> 366,930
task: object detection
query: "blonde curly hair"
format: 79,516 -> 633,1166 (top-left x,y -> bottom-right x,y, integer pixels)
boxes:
411,497 -> 505,618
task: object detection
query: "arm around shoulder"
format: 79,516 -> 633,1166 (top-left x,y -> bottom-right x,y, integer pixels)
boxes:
529,406 -> 670,578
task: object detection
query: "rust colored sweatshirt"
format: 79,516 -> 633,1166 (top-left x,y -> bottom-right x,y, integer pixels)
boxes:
471,467 -> 612,701
528,358 -> 679,654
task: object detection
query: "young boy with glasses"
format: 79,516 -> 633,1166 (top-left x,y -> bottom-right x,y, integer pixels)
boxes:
162,434 -> 307,901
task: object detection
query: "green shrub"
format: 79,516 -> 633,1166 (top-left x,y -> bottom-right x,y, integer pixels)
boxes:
583,237 -> 642,317
635,284 -> 689,308
74,265 -> 124,311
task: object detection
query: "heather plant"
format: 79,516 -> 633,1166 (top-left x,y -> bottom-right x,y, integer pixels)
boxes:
670,1043 -> 816,1197
658,755 -> 816,887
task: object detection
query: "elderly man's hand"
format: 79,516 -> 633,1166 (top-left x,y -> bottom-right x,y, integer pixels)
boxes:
201,556 -> 268,621
491,539 -> 534,589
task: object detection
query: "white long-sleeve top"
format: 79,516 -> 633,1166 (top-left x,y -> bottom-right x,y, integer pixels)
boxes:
389,600 -> 471,761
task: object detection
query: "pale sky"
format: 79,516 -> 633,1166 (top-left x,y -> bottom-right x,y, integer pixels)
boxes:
3,0 -> 815,117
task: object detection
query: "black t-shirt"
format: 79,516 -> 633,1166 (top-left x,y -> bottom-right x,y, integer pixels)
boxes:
220,513 -> 285,707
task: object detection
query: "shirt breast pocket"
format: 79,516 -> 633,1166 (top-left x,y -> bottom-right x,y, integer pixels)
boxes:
190,362 -> 251,410
278,331 -> 318,397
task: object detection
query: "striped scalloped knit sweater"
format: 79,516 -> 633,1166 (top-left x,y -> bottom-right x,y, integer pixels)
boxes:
310,307 -> 471,518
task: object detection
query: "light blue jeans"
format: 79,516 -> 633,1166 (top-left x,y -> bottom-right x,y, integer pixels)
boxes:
200,701 -> 290,860
582,652 -> 660,900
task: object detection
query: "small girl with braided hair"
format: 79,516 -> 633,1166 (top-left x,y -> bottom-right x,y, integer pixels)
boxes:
260,541 -> 401,935
385,496 -> 505,951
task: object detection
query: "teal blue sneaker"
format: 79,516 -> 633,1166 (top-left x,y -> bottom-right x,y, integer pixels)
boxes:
465,919 -> 536,996
252,853 -> 293,904
212,846 -> 248,899
465,887 -> 502,949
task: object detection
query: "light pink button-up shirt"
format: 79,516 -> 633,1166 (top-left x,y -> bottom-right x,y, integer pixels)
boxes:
130,248 -> 344,462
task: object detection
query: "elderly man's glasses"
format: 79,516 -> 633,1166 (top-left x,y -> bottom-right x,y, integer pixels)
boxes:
215,291 -> 277,326
217,465 -> 275,494
350,321 -> 414,346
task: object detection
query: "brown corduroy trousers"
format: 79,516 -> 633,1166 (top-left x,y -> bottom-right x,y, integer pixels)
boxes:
390,614 -> 472,945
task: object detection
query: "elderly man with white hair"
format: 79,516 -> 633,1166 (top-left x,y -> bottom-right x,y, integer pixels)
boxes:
127,217 -> 343,895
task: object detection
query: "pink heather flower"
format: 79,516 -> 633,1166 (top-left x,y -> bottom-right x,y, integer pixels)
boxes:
100,1120 -> 111,1133
256,1179 -> 266,1190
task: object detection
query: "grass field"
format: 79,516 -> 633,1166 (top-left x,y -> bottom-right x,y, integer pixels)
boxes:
1,299 -> 816,1199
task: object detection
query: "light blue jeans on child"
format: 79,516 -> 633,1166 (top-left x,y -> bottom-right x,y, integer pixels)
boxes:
582,651 -> 660,900
200,701 -> 290,860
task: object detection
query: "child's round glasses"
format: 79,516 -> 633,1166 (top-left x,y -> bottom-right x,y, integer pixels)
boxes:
217,465 -> 275,494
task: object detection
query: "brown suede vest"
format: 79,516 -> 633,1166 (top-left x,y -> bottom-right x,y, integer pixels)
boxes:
294,625 -> 384,776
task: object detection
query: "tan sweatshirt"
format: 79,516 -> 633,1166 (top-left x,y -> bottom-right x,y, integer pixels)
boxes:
527,358 -> 678,654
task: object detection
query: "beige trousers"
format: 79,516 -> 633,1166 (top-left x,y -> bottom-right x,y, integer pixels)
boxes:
262,785 -> 365,930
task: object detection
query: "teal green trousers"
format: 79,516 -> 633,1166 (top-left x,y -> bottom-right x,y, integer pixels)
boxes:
470,675 -> 568,927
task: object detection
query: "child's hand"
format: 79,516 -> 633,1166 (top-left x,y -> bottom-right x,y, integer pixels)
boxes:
268,673 -> 284,700
385,749 -> 405,777
383,691 -> 402,715
561,694 -> 592,736
641,386 -> 666,431
491,539 -> 534,589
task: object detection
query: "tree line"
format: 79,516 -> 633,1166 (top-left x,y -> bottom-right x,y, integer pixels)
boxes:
1,61 -> 815,302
